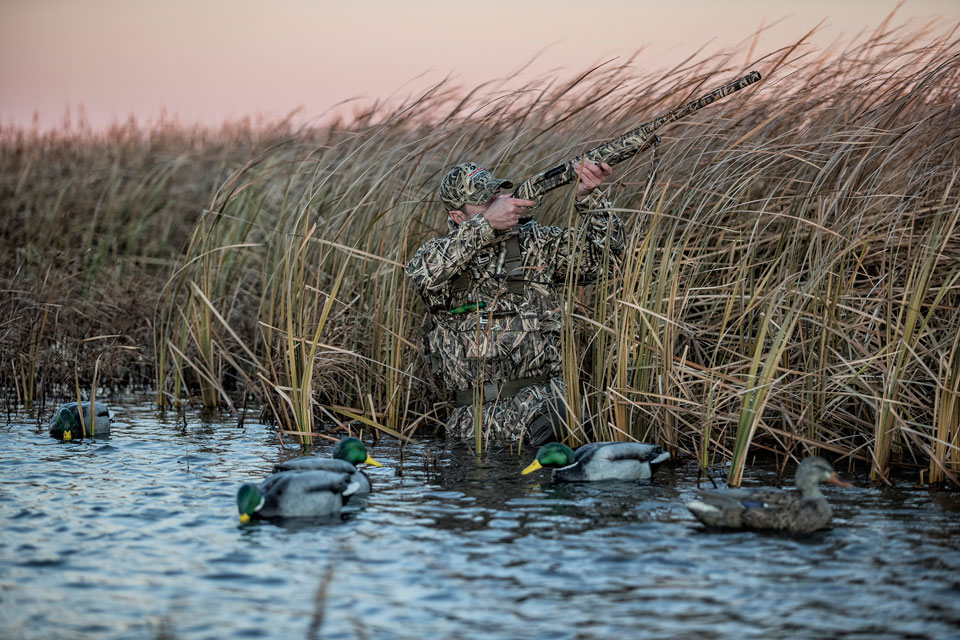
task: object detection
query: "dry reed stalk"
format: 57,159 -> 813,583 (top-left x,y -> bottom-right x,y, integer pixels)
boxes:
3,19 -> 958,481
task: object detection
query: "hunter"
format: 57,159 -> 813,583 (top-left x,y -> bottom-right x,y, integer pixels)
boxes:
405,160 -> 624,444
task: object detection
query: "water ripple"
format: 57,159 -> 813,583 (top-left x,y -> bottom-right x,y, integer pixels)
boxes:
1,399 -> 958,639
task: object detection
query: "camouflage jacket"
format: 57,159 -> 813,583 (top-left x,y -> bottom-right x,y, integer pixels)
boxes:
406,189 -> 624,440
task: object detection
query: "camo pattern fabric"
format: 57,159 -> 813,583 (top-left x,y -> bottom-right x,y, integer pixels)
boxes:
406,188 -> 624,441
511,71 -> 761,204
438,162 -> 515,211
446,379 -> 563,442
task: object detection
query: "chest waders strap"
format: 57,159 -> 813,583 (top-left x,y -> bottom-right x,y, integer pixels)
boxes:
454,374 -> 552,407
448,235 -> 525,302
420,315 -> 442,374
503,234 -> 525,295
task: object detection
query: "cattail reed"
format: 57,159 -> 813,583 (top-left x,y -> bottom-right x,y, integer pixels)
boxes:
2,23 -> 958,483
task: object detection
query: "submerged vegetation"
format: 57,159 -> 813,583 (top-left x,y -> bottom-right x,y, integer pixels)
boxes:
2,23 -> 958,485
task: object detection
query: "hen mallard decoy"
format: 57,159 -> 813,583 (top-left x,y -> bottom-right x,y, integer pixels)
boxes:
685,456 -> 852,534
521,441 -> 670,482
272,436 -> 383,496
48,401 -> 112,440
237,437 -> 382,523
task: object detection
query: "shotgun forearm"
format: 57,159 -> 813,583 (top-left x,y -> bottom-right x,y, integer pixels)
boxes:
512,71 -> 761,206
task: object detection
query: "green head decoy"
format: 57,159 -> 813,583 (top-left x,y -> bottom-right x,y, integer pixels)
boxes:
239,437 -> 383,523
522,442 -> 576,475
237,483 -> 264,524
236,468 -> 359,523
522,441 -> 669,482
48,401 -> 112,440
51,406 -> 77,441
332,436 -> 383,468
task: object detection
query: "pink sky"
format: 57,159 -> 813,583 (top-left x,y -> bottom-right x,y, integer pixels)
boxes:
2,0 -> 957,131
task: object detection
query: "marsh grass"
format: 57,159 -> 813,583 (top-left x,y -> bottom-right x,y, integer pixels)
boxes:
3,20 -> 959,484
1,115 -> 292,404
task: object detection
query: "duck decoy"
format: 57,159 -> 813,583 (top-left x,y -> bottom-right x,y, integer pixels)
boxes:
237,437 -> 383,523
685,456 -> 852,534
236,469 -> 360,523
48,402 -> 112,440
272,436 -> 383,496
521,441 -> 670,482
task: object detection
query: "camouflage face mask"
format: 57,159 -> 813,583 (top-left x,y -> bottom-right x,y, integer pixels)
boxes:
438,162 -> 514,211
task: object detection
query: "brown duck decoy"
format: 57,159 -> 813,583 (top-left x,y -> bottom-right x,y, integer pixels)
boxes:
686,456 -> 852,534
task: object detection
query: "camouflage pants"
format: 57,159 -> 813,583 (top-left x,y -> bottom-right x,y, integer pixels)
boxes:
446,378 -> 591,445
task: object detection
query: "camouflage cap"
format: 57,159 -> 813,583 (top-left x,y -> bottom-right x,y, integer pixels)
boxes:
438,162 -> 514,211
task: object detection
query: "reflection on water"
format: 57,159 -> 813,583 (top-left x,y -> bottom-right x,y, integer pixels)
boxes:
1,399 -> 958,639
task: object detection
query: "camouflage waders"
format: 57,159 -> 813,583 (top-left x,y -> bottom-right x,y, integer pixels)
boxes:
406,186 -> 624,442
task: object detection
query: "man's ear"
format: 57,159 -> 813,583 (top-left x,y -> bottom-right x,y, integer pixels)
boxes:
448,210 -> 464,225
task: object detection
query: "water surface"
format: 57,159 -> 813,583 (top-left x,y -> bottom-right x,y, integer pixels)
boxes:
1,399 -> 958,639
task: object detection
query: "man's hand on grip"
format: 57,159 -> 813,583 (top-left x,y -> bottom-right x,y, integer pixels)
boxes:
482,195 -> 536,231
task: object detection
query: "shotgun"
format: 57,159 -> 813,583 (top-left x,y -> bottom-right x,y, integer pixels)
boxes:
511,71 -> 761,206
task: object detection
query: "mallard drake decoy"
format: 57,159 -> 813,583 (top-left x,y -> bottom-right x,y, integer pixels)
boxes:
521,441 -> 670,482
272,436 -> 382,496
237,437 -> 382,523
237,469 -> 360,523
685,456 -> 852,534
48,402 -> 112,440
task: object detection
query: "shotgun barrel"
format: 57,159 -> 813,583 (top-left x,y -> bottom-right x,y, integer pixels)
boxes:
511,71 -> 762,206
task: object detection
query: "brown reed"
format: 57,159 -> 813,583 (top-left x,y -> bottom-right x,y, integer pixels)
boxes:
2,21 -> 958,484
